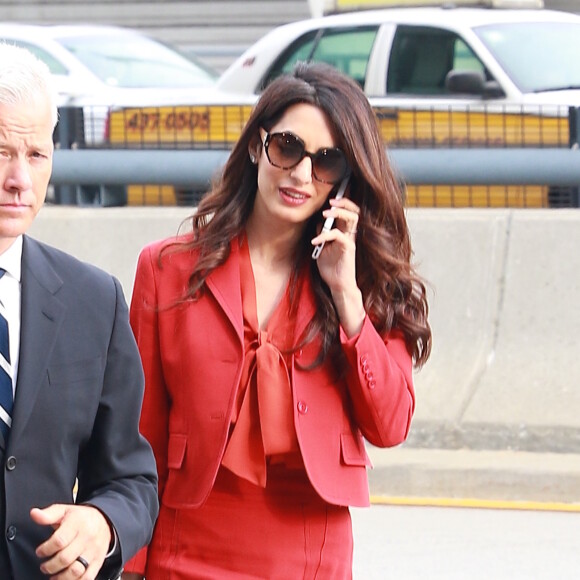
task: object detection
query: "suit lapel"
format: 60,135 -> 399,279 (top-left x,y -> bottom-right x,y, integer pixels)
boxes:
11,237 -> 65,440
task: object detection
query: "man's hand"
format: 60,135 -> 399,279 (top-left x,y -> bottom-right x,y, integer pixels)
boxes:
31,504 -> 112,579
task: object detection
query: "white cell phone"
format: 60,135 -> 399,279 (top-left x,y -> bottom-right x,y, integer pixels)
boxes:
312,173 -> 351,260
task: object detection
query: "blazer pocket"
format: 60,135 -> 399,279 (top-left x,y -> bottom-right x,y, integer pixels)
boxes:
340,432 -> 372,467
44,357 -> 104,439
167,434 -> 187,469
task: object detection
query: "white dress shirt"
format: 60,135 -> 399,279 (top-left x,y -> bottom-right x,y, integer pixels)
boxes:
0,235 -> 22,395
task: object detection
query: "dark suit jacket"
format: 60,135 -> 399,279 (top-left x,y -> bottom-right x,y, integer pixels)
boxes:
0,235 -> 158,580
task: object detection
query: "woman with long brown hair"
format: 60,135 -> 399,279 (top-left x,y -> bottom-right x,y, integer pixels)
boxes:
123,62 -> 431,579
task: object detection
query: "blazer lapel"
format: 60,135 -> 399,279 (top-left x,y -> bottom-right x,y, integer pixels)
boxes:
205,239 -> 244,342
11,237 -> 65,440
204,241 -> 317,347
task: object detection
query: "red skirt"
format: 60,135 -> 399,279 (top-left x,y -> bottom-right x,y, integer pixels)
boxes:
145,465 -> 353,579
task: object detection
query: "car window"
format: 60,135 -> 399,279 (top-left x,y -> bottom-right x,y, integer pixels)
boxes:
0,39 -> 69,75
453,38 -> 485,74
474,22 -> 580,93
261,27 -> 378,90
56,34 -> 216,89
259,30 -> 319,90
387,25 -> 485,95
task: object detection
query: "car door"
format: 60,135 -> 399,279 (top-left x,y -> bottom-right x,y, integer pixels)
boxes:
385,24 -> 488,98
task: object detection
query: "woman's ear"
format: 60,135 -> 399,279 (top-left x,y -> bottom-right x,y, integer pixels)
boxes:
248,135 -> 262,165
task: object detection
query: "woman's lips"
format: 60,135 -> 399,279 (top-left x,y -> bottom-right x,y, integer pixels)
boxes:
279,188 -> 309,205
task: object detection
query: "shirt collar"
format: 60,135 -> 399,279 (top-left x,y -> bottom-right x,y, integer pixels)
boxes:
0,235 -> 23,283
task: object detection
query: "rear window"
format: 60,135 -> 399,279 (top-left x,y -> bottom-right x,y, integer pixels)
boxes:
57,34 -> 216,89
0,39 -> 69,75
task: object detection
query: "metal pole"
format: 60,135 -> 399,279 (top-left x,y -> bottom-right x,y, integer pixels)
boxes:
51,148 -> 580,187
54,109 -> 77,204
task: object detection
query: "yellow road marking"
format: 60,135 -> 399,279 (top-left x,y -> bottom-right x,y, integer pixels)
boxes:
370,495 -> 580,513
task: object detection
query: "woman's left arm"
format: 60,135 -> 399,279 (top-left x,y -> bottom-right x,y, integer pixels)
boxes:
314,196 -> 415,446
340,319 -> 415,448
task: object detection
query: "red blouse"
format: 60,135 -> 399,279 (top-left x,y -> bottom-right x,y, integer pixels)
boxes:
221,237 -> 301,486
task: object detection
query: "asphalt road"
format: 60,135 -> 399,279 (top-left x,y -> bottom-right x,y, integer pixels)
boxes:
352,503 -> 580,580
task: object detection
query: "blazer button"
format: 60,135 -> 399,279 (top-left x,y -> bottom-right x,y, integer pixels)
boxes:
6,525 -> 16,541
6,456 -> 16,471
297,401 -> 308,414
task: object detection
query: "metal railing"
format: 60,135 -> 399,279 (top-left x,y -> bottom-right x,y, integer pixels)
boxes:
50,104 -> 580,208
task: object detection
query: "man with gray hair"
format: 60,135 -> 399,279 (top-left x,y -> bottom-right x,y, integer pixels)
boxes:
0,43 -> 158,579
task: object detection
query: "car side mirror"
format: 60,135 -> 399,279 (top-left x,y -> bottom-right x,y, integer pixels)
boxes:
445,70 -> 505,99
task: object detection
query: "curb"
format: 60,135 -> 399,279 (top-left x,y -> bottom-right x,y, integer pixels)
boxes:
366,447 -> 580,505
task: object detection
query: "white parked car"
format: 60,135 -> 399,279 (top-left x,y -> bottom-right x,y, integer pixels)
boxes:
0,23 -> 244,205
0,23 -> 221,145
217,5 -> 580,108
217,3 -> 580,208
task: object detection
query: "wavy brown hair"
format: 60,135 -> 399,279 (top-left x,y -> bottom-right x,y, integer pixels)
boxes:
167,62 -> 431,367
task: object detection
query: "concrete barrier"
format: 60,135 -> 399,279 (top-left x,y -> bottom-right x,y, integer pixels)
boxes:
29,206 -> 580,455
404,209 -> 580,454
29,206 -> 193,297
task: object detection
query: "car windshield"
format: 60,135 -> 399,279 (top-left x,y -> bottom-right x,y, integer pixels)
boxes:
57,33 -> 217,88
474,22 -> 580,93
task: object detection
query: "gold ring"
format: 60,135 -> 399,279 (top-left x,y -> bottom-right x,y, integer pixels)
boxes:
76,556 -> 89,570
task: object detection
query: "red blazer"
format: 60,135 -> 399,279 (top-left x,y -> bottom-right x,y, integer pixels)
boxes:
130,237 -> 415,511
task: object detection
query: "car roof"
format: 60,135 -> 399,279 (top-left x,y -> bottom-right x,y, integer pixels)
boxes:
219,6 -> 580,72
272,6 -> 580,34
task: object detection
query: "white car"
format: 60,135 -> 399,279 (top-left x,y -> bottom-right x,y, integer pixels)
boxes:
217,3 -> 580,208
217,5 -> 580,108
0,23 -> 221,145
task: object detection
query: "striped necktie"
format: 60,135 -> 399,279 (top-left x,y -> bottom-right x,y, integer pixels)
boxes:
0,268 -> 13,441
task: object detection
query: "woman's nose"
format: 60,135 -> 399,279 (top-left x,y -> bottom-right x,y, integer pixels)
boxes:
290,155 -> 313,184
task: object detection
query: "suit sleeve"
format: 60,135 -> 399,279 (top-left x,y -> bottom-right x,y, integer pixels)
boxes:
75,275 -> 159,576
340,316 -> 415,448
123,244 -> 170,574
